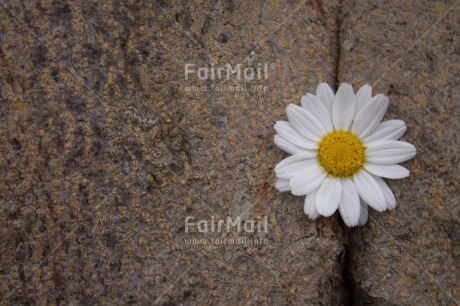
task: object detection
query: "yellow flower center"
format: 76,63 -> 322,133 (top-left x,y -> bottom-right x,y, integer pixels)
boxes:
317,130 -> 366,178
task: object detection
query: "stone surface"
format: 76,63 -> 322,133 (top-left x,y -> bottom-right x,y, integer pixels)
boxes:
339,0 -> 460,305
0,0 -> 348,305
1,0 -> 459,305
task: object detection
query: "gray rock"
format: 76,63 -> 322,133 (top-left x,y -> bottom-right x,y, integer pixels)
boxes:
1,0 -> 458,305
0,0 -> 347,305
339,0 -> 460,304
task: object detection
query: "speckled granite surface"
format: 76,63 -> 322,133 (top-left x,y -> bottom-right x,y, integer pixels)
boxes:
0,0 -> 458,305
339,0 -> 459,305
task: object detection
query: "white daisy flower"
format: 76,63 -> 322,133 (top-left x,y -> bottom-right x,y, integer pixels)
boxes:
274,83 -> 416,227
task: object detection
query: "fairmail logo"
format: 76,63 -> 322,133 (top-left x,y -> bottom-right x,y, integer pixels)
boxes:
185,62 -> 269,80
184,215 -> 269,233
184,51 -> 272,81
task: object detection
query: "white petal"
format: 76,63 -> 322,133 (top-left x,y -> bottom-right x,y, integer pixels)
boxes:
316,83 -> 334,114
357,201 -> 368,226
364,163 -> 410,179
363,120 -> 407,143
366,141 -> 417,164
304,188 -> 320,220
338,179 -> 361,227
275,178 -> 290,192
355,84 -> 372,116
353,170 -> 387,212
274,121 -> 318,149
287,104 -> 325,141
332,83 -> 355,131
315,177 -> 342,217
275,153 -> 317,180
274,135 -> 307,155
301,93 -> 334,133
289,165 -> 326,196
352,94 -> 389,138
372,175 -> 397,210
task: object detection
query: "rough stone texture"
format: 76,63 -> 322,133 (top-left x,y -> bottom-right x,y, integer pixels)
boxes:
0,0 -> 348,305
339,0 -> 460,305
1,0 -> 459,305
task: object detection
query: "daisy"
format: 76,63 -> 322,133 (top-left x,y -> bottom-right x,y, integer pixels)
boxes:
274,83 -> 416,227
